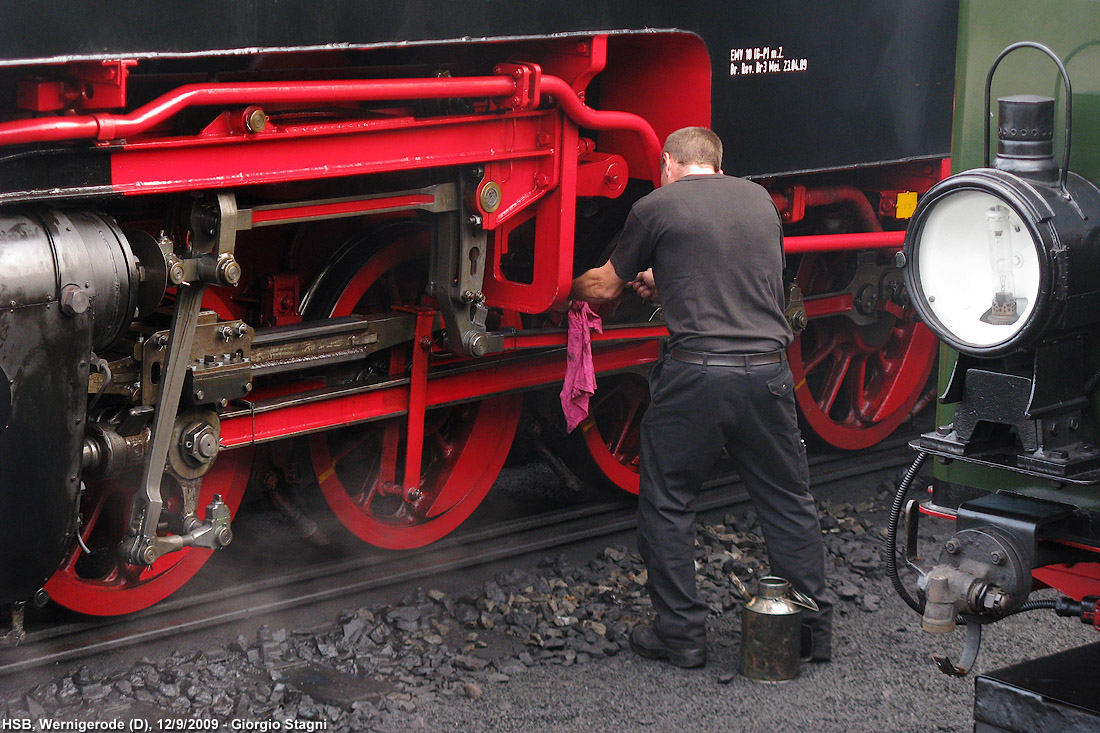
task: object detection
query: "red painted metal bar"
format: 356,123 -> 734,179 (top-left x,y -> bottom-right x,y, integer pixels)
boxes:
250,194 -> 436,226
111,113 -> 552,195
784,231 -> 905,254
0,76 -> 518,146
0,73 -> 662,187
219,338 -> 658,448
540,75 -> 661,185
504,323 -> 667,349
804,293 -> 856,319
400,307 -> 435,492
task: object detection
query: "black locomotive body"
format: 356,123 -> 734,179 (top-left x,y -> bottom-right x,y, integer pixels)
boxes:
0,1 -> 957,624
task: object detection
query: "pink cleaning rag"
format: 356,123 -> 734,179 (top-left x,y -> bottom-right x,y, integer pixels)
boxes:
561,301 -> 603,432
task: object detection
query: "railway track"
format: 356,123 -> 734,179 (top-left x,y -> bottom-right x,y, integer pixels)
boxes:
0,437 -> 916,677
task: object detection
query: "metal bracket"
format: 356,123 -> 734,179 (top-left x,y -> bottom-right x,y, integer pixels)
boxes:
120,193 -> 248,566
429,175 -> 503,357
933,619 -> 983,676
120,280 -> 210,566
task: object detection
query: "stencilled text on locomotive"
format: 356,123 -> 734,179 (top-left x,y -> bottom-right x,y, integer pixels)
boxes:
729,46 -> 808,76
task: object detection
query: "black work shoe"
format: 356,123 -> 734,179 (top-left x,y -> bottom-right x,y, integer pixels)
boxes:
800,625 -> 832,663
629,624 -> 706,668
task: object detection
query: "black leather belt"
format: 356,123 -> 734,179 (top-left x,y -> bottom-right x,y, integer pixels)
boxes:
670,348 -> 785,367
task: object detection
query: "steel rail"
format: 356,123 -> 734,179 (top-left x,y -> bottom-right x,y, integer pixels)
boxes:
0,438 -> 916,676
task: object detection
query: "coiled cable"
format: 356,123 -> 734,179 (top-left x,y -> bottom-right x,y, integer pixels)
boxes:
886,450 -> 929,615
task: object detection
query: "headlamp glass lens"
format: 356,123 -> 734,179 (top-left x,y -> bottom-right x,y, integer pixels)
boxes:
915,190 -> 1041,348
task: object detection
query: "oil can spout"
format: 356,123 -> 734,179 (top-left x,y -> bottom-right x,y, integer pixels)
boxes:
730,573 -> 752,603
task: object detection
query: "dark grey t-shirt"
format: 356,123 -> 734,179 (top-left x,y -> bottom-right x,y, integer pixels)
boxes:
610,174 -> 792,354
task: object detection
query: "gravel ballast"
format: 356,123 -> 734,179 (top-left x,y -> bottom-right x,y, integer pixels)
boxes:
0,463 -> 1091,732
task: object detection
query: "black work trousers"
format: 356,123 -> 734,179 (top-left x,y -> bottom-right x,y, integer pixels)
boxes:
636,354 -> 831,649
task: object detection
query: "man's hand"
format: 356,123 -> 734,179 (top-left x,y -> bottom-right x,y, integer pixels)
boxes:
630,268 -> 659,302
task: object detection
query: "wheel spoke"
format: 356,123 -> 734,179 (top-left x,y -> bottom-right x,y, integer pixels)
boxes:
845,354 -> 869,423
803,329 -> 845,375
609,400 -> 640,458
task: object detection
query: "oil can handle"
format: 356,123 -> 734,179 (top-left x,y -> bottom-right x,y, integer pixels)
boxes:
789,587 -> 819,613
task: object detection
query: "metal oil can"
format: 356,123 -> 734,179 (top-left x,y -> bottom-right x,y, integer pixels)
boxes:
733,575 -> 819,682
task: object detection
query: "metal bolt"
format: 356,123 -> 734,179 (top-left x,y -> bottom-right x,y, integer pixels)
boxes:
479,181 -> 502,213
990,550 -> 1005,566
244,107 -> 267,133
215,526 -> 233,547
216,254 -> 241,287
182,423 -> 218,465
60,284 -> 90,317
944,539 -> 961,555
406,487 -> 423,503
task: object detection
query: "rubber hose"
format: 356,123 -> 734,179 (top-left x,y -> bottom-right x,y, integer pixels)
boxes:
1013,598 -> 1057,614
887,451 -> 929,615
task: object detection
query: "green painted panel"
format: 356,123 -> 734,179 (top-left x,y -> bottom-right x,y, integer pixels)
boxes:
955,0 -> 1100,184
930,2 -> 1100,492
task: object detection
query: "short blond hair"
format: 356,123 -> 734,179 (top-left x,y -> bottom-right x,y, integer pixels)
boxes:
662,127 -> 722,170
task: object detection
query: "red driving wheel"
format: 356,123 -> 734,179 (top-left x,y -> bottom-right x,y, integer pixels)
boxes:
577,372 -> 649,494
789,253 -> 936,449
307,228 -> 522,549
44,448 -> 252,616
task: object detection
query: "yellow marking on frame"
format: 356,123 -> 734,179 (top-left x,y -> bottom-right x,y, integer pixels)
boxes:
896,191 -> 918,219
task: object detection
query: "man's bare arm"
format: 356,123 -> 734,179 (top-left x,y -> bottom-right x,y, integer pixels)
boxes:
570,260 -> 627,304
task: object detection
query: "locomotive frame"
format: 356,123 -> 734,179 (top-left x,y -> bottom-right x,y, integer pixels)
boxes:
0,1 -> 957,627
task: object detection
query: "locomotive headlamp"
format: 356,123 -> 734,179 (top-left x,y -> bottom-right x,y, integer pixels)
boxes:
908,184 -> 1043,353
903,44 -> 1100,358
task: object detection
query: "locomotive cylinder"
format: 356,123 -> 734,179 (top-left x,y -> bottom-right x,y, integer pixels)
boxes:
0,210 -> 140,605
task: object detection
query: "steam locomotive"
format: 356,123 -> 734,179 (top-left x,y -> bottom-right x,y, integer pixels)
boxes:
0,1 -> 956,631
890,0 -> 1100,726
